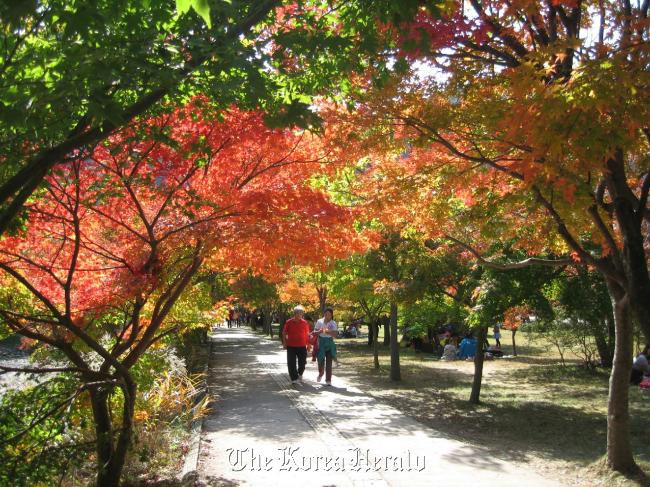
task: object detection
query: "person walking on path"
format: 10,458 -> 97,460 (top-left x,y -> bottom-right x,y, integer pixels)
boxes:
282,305 -> 310,384
314,307 -> 338,386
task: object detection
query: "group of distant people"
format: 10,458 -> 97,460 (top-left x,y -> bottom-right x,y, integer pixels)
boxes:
226,308 -> 242,328
409,324 -> 504,361
282,305 -> 339,386
440,333 -> 498,361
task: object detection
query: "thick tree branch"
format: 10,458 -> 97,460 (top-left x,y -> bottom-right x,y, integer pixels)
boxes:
122,243 -> 204,369
588,204 -> 624,268
468,0 -> 530,60
595,179 -> 615,214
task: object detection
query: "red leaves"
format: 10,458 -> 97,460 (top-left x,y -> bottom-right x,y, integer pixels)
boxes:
502,304 -> 533,330
0,101 -> 360,333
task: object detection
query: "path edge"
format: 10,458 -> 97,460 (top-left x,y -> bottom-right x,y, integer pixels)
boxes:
179,339 -> 212,486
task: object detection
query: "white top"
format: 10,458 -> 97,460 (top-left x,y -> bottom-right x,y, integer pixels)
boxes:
441,344 -> 457,361
633,353 -> 650,374
314,318 -> 337,337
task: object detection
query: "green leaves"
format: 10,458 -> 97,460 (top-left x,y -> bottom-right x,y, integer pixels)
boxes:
175,0 -> 211,27
192,0 -> 211,27
175,0 -> 192,14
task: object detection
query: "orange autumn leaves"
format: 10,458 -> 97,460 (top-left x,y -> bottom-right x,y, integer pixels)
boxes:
320,59 -> 644,260
321,0 -> 650,266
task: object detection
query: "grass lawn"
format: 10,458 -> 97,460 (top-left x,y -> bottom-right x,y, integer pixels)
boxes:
334,331 -> 650,487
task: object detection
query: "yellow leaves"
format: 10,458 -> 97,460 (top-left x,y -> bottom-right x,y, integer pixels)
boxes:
138,370 -> 207,430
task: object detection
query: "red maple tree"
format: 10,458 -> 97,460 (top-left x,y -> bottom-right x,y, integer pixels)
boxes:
0,101 -> 359,485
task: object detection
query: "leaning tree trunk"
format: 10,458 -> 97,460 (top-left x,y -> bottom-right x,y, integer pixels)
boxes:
511,328 -> 517,356
389,301 -> 400,381
373,319 -> 380,370
90,378 -> 137,487
469,326 -> 487,404
605,279 -> 638,473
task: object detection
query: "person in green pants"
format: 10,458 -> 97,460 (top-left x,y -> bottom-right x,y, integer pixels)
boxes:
314,307 -> 338,386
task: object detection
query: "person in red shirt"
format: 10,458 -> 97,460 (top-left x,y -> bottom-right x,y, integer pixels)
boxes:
282,305 -> 310,384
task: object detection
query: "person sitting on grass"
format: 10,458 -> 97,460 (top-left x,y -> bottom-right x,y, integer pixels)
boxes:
441,338 -> 458,361
631,344 -> 650,385
457,332 -> 477,360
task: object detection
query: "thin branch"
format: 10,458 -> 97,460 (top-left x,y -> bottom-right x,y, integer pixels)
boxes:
0,365 -> 90,375
441,235 -> 576,269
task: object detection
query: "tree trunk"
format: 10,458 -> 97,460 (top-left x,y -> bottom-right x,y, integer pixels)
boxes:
279,320 -> 285,342
623,223 -> 650,344
555,341 -> 566,367
593,318 -> 614,368
389,301 -> 400,381
317,286 -> 327,315
90,378 -> 136,487
427,325 -> 434,342
90,387 -> 115,486
367,319 -> 374,346
469,326 -> 487,404
373,320 -> 380,370
383,316 -> 390,346
511,329 -> 517,356
607,314 -> 615,355
605,279 -> 638,473
606,153 -> 650,343
262,305 -> 272,336
277,309 -> 287,341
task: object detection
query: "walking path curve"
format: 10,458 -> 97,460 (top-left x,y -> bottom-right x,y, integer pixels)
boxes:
197,327 -> 564,487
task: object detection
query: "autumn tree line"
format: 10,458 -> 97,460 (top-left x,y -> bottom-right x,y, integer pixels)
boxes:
0,0 -> 648,485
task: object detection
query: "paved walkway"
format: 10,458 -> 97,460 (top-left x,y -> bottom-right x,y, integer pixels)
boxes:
197,328 -> 564,487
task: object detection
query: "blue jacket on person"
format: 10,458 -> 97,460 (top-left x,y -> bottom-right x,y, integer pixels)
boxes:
458,337 -> 477,359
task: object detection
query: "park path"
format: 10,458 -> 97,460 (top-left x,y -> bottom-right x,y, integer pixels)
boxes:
197,328 -> 564,487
